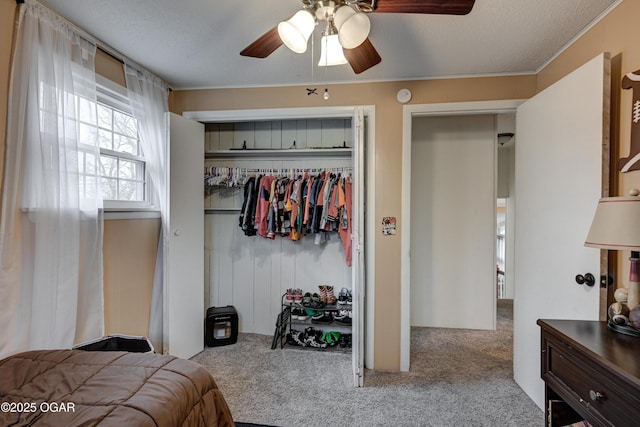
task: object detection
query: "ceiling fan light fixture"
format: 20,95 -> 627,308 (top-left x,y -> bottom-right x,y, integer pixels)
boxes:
318,32 -> 348,66
277,9 -> 316,53
334,4 -> 370,49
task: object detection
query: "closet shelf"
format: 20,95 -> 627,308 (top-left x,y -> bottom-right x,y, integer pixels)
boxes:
204,207 -> 241,213
205,148 -> 352,159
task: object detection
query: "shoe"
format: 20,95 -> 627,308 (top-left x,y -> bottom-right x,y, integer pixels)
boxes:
338,287 -> 349,305
339,333 -> 352,348
285,288 -> 294,304
311,312 -> 333,324
297,309 -> 309,321
289,330 -> 306,347
302,292 -> 312,307
319,285 -> 327,304
304,327 -> 327,348
321,331 -> 341,347
294,288 -> 303,303
335,316 -> 352,326
347,289 -> 352,304
309,293 -> 325,309
334,309 -> 352,325
326,285 -> 337,305
339,334 -> 348,348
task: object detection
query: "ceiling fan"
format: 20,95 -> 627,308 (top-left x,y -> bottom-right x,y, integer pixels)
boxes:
240,0 -> 476,74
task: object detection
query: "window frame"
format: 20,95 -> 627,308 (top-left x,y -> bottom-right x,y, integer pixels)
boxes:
95,75 -> 158,213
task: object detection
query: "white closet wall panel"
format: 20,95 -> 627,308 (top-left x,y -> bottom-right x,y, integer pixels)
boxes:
206,215 -> 351,335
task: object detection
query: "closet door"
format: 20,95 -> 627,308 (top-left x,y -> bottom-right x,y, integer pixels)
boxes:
165,113 -> 204,359
352,107 -> 365,387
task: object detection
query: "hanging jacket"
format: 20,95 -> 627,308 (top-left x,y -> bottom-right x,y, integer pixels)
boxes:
255,175 -> 274,238
239,176 -> 257,236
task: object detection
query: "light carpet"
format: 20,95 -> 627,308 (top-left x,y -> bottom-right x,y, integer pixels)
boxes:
191,300 -> 543,426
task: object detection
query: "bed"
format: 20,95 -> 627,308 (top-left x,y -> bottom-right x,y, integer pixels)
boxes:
0,349 -> 234,426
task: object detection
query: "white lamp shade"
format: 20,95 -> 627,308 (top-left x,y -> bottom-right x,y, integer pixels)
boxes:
334,5 -> 370,49
318,33 -> 348,66
278,10 -> 315,54
585,196 -> 640,250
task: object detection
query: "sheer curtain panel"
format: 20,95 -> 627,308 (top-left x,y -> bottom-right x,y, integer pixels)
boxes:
0,0 -> 104,359
124,63 -> 169,353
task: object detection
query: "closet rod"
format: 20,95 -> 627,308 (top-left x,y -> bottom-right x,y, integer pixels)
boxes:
205,166 -> 353,173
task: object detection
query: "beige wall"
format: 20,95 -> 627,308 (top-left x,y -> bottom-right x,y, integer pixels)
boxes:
103,218 -> 160,336
2,0 -> 639,370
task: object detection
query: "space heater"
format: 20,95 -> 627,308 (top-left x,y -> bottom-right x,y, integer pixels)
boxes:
205,306 -> 239,347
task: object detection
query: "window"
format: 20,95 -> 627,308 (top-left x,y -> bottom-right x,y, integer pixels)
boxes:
95,103 -> 145,202
78,76 -> 153,210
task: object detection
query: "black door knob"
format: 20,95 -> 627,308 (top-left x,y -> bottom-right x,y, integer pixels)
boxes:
575,273 -> 596,287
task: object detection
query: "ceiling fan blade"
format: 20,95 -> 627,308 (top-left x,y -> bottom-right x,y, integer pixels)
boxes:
240,26 -> 283,58
344,38 -> 382,74
374,0 -> 476,15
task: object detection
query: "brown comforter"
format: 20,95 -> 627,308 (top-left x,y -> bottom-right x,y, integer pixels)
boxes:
0,349 -> 234,427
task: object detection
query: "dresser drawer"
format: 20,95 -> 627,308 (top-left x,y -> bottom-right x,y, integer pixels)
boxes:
546,336 -> 640,426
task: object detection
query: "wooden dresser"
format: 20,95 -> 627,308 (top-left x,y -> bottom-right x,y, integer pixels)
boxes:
538,319 -> 640,427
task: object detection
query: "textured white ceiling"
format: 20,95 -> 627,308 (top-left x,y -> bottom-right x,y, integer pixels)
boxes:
37,0 -> 620,89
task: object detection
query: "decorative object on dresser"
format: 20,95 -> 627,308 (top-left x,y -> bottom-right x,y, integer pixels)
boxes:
584,188 -> 640,337
538,319 -> 640,427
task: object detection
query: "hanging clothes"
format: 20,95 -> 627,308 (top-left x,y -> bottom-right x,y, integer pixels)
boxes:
239,176 -> 257,236
255,175 -> 274,238
339,176 -> 353,267
222,166 -> 354,266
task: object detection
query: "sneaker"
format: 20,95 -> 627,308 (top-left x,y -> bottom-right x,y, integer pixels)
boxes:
289,330 -> 306,347
311,312 -> 333,324
305,335 -> 327,348
342,333 -> 352,348
304,327 -> 327,348
302,292 -> 312,307
285,288 -> 294,304
338,287 -> 349,305
294,288 -> 303,303
308,293 -> 325,309
291,307 -> 303,320
335,310 -> 352,325
336,309 -> 349,318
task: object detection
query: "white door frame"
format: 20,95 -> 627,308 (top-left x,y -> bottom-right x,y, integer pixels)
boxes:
400,100 -> 525,371
183,106 -> 375,386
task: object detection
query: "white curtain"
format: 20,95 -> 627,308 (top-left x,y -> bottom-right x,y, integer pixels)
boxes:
124,63 -> 169,352
0,0 -> 103,358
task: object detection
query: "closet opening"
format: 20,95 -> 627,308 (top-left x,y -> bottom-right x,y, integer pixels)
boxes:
183,106 -> 373,387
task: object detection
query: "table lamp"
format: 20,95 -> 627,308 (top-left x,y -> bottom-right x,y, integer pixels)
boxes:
585,189 -> 640,336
